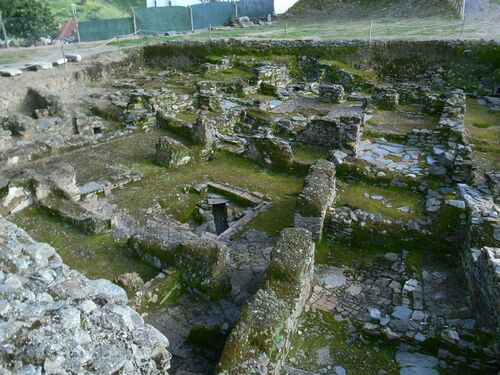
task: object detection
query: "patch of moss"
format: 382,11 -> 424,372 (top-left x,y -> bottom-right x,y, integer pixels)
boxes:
10,207 -> 158,282
335,181 -> 425,221
288,309 -> 399,375
292,144 -> 331,165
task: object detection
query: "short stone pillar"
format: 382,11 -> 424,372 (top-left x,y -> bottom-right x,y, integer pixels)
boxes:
319,84 -> 345,103
155,136 -> 191,168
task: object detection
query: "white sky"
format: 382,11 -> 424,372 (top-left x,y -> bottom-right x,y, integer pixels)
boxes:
166,1 -> 300,14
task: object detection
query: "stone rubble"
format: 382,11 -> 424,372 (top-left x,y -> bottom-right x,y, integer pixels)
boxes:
0,216 -> 171,374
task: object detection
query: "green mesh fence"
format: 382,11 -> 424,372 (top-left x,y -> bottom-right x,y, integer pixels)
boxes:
192,2 -> 235,30
77,1 -> 275,42
134,6 -> 191,35
79,18 -> 133,42
238,0 -> 274,18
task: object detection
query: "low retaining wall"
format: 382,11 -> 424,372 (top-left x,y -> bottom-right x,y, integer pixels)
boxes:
217,228 -> 314,374
294,159 -> 337,241
296,115 -> 362,155
129,223 -> 231,300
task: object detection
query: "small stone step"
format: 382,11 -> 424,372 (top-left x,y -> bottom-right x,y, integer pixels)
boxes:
65,54 -> 82,62
25,61 -> 53,71
0,68 -> 22,77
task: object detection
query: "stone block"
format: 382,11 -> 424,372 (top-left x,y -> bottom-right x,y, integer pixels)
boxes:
155,136 -> 191,168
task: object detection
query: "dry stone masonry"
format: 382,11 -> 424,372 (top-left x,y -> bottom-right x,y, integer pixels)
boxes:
0,38 -> 499,375
294,160 -> 337,240
217,228 -> 314,375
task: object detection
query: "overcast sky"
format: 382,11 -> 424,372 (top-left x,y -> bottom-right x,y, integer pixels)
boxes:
168,1 -> 300,14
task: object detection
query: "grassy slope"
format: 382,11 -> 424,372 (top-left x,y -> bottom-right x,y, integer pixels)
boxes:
47,0 -> 144,23
285,0 -> 452,20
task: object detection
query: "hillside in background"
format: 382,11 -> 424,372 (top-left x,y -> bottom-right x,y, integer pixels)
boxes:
47,0 -> 144,23
285,0 -> 454,20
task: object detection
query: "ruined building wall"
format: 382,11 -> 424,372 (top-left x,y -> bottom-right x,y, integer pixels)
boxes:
294,160 -> 337,241
458,183 -> 500,330
0,216 -> 172,374
296,116 -> 362,155
217,228 -> 315,375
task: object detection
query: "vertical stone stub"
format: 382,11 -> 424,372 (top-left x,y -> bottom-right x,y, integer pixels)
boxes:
294,159 -> 337,241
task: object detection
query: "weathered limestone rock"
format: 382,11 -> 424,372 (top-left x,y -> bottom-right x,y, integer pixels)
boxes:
115,272 -> 145,292
217,228 -> 314,375
485,172 -> 500,199
155,136 -> 191,168
319,84 -> 345,103
247,135 -> 295,172
294,160 -> 336,240
39,194 -> 110,234
0,217 -> 171,374
196,92 -> 222,111
458,183 -> 500,329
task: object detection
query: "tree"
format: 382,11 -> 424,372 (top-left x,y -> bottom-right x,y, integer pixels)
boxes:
0,0 -> 25,18
4,0 -> 58,42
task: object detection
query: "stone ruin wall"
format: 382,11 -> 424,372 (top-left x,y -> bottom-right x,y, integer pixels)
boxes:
217,228 -> 315,375
296,116 -> 363,155
0,217 -> 172,374
458,182 -> 500,329
294,159 -> 337,241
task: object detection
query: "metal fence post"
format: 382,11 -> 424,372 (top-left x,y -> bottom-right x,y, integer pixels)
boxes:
459,14 -> 466,39
209,24 -> 212,40
131,7 -> 137,35
71,4 -> 81,44
234,1 -> 238,20
369,19 -> 373,43
0,11 -> 9,48
189,5 -> 194,32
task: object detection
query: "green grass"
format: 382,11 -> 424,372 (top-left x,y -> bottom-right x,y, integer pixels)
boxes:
138,270 -> 183,313
107,15 -> 498,45
10,207 -> 158,282
336,181 -> 425,221
319,58 -> 377,80
242,197 -> 297,236
292,144 -> 331,165
204,67 -> 253,81
464,98 -> 500,170
365,108 -> 438,135
465,99 -> 500,129
47,0 -> 143,23
110,146 -> 304,225
288,309 -> 400,375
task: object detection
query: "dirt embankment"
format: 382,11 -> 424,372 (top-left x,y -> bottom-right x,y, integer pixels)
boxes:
0,49 -> 142,114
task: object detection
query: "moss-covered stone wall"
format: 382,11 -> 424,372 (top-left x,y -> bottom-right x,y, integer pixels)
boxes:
143,40 -> 499,91
217,228 -> 314,375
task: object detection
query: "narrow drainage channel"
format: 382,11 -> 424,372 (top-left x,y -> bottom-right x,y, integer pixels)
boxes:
212,202 -> 229,235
